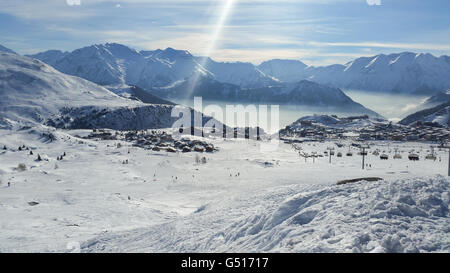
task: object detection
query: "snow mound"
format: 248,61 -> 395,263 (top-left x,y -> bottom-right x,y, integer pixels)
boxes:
80,176 -> 449,253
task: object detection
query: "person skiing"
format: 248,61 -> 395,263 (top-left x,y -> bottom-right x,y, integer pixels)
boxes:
7,182 -> 10,187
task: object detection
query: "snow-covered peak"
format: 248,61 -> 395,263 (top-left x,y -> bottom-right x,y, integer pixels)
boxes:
0,52 -> 197,131
153,47 -> 193,61
30,43 -> 278,89
258,52 -> 450,94
287,114 -> 387,131
257,59 -> 307,82
25,50 -> 69,68
200,57 -> 279,88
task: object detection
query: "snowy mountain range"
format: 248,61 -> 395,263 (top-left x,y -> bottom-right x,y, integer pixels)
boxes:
306,53 -> 450,94
0,51 -> 201,130
29,44 -> 450,95
260,53 -> 450,94
24,43 -> 379,116
27,43 -> 277,90
399,101 -> 450,128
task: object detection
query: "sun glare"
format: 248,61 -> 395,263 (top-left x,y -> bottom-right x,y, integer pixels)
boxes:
186,0 -> 236,96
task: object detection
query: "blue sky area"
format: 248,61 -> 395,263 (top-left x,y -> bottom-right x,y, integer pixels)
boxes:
1,0 -> 449,65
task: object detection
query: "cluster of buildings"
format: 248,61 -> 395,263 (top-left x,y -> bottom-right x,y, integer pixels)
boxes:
280,115 -> 450,144
83,129 -> 216,153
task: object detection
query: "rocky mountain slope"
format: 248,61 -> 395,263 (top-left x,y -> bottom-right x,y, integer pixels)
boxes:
399,101 -> 450,127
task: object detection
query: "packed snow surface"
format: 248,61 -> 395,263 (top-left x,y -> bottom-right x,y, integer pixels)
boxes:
0,127 -> 448,253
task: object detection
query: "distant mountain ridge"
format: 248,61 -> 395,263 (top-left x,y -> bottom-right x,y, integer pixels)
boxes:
28,43 -> 450,95
399,101 -> 450,128
27,43 -> 277,89
24,43 -> 380,116
260,52 -> 450,94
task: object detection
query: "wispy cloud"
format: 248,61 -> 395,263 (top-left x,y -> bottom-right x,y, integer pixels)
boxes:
309,41 -> 450,52
1,0 -> 450,64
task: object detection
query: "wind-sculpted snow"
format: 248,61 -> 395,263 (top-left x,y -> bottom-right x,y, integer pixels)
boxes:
81,176 -> 449,253
29,44 -> 275,90
30,44 -> 450,94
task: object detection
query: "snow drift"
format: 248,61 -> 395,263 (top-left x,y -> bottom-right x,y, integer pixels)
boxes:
81,176 -> 449,253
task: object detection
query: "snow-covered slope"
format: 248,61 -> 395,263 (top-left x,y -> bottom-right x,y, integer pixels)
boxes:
0,44 -> 17,55
80,175 -> 449,253
0,52 -> 185,130
262,52 -> 450,94
30,45 -> 450,94
399,102 -> 450,128
424,90 -> 450,107
197,57 -> 279,88
25,50 -> 69,68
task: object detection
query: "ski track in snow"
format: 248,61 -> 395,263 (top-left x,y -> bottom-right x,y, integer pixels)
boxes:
0,127 -> 449,253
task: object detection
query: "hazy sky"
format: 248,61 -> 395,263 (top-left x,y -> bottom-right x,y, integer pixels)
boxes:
1,0 -> 450,65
